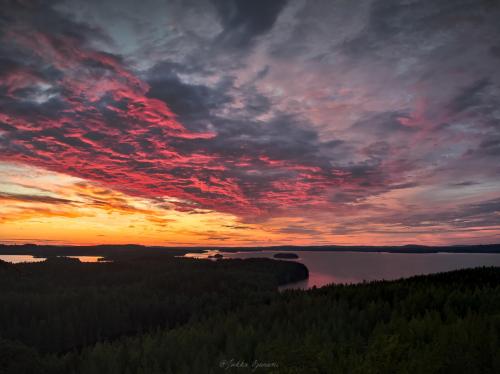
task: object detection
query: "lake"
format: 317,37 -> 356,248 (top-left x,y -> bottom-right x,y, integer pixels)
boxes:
3,251 -> 500,289
0,255 -> 46,264
0,255 -> 107,263
184,250 -> 500,289
66,256 -> 108,263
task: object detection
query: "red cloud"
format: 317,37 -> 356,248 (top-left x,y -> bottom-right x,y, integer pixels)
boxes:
0,27 -> 387,220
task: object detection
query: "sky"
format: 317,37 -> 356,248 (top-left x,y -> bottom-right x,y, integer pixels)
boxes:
0,0 -> 499,246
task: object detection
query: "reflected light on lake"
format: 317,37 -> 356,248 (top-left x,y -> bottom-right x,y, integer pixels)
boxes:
0,255 -> 45,263
66,256 -> 107,263
184,250 -> 500,289
0,255 -> 109,263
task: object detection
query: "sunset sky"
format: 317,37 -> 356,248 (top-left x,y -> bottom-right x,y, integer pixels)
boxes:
1,0 -> 499,246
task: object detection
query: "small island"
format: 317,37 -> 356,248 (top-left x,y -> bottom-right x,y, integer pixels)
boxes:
273,253 -> 299,259
208,253 -> 223,259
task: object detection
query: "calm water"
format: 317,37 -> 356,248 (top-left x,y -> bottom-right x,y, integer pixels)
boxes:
0,255 -> 107,263
0,255 -> 45,263
66,256 -> 108,263
184,250 -> 500,289
4,252 -> 500,289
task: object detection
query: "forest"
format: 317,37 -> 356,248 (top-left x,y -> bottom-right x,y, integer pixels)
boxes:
1,253 -> 499,373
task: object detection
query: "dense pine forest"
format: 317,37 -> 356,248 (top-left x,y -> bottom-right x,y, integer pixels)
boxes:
1,254 -> 499,373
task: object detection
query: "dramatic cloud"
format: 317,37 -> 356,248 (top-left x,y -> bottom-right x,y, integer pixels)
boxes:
0,192 -> 75,205
1,0 -> 499,245
211,0 -> 288,48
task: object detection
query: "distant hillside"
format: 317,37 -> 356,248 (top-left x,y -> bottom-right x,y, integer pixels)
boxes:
1,243 -> 500,257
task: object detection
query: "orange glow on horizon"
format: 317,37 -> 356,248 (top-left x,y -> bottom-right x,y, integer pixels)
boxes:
1,162 -> 499,247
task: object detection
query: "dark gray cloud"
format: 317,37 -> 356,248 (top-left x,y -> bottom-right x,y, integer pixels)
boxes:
211,0 -> 288,48
0,192 -> 75,205
278,225 -> 320,235
474,138 -> 500,157
350,111 -> 416,138
146,62 -> 233,132
342,0 -> 500,61
449,181 -> 481,188
377,197 -> 500,230
448,78 -> 491,114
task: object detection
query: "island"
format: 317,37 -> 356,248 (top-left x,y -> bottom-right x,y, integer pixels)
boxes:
46,256 -> 81,263
273,253 -> 299,259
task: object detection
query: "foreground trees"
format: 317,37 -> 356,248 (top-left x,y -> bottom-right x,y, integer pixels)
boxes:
1,256 -> 499,373
0,256 -> 307,355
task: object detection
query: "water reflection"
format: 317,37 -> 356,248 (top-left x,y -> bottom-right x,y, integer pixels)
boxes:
0,255 -> 45,263
184,250 -> 500,289
66,256 -> 108,263
0,255 -> 109,263
183,250 -> 221,259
